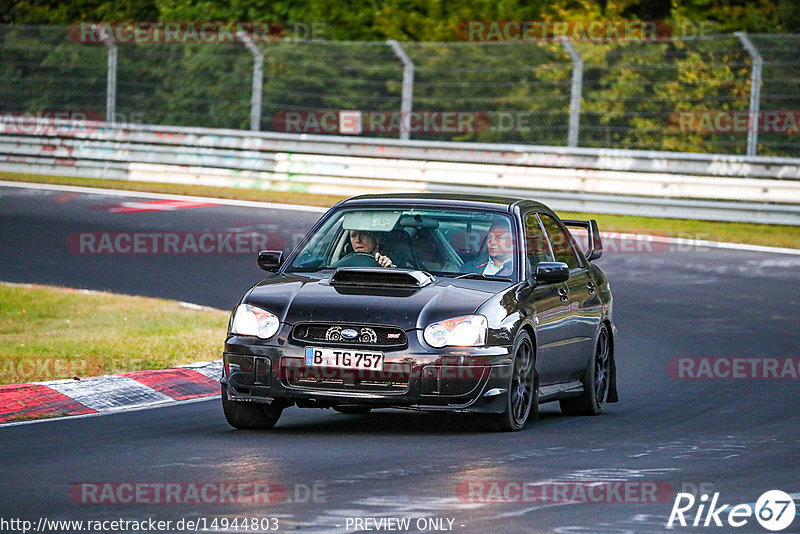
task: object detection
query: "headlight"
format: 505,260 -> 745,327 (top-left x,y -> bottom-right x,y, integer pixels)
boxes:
230,303 -> 280,339
424,315 -> 487,348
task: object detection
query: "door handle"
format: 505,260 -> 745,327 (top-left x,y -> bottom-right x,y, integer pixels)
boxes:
557,286 -> 569,302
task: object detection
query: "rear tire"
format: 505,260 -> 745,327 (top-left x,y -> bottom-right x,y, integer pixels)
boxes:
560,324 -> 610,416
221,385 -> 283,429
490,331 -> 536,432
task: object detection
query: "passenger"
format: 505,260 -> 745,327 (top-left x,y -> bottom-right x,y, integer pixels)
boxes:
460,219 -> 514,276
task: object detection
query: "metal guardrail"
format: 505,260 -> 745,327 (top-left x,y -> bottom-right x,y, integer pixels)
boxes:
1,120 -> 799,225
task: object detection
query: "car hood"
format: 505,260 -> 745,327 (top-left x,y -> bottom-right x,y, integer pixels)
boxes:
243,272 -> 505,330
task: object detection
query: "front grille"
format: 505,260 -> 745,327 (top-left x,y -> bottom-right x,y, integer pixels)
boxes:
281,357 -> 411,394
291,323 -> 408,348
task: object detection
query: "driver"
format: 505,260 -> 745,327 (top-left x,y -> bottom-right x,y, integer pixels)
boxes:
348,230 -> 395,268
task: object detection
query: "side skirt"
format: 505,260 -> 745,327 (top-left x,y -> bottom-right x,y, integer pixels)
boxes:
538,380 -> 584,403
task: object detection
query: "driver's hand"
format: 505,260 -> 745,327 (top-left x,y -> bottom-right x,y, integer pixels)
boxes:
375,252 -> 395,268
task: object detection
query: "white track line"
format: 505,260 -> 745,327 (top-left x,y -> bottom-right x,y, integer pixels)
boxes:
1,180 -> 798,255
0,396 -> 218,428
704,241 -> 800,255
0,180 -> 328,213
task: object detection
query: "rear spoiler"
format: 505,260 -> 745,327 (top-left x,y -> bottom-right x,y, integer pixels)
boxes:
562,219 -> 602,261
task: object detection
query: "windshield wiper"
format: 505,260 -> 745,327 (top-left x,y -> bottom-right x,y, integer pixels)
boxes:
286,267 -> 332,273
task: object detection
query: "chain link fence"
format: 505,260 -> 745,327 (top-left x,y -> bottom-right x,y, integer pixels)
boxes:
750,34 -> 800,158
1,24 -> 799,157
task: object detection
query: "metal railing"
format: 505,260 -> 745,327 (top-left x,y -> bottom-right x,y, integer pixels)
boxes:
2,25 -> 799,157
1,120 -> 799,225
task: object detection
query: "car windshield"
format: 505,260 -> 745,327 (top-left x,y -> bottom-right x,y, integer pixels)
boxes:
287,207 -> 516,279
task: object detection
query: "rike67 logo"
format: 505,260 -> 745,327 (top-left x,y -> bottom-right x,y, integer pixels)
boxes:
668,490 -> 796,531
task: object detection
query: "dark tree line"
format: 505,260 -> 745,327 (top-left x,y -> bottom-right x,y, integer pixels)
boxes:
2,0 -> 799,36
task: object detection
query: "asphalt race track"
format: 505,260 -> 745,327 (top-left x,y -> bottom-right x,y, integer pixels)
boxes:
1,183 -> 799,534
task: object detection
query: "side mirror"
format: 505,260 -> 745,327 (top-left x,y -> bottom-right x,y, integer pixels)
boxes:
257,250 -> 283,272
534,262 -> 570,283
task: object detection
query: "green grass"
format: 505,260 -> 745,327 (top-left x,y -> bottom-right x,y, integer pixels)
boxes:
1,171 -> 798,249
0,283 -> 229,385
0,171 -> 347,208
557,211 -> 800,250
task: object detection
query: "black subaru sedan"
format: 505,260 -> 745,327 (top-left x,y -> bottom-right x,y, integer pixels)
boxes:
222,194 -> 617,431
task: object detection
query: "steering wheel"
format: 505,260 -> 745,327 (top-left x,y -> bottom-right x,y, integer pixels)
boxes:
331,252 -> 381,268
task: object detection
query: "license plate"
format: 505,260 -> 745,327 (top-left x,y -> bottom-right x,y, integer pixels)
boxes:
304,347 -> 384,371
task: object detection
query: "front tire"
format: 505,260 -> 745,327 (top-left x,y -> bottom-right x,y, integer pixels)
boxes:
221,385 -> 283,430
560,324 -> 610,416
491,331 -> 536,432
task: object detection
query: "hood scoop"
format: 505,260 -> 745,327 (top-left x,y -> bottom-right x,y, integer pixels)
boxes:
330,268 -> 434,288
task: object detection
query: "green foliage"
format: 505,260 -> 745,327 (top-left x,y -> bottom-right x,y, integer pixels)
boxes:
1,0 -> 158,24
0,26 -> 107,113
116,41 -> 254,129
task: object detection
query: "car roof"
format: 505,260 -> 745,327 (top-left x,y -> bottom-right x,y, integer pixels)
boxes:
339,193 -> 552,213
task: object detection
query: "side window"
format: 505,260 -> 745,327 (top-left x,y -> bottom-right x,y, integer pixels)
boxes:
309,220 -> 343,262
538,214 -> 582,269
524,213 -> 553,271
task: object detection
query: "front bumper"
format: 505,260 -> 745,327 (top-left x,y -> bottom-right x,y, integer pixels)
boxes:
222,328 -> 514,414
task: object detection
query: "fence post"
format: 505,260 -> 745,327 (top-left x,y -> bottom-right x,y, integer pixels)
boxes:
94,24 -> 117,125
238,31 -> 264,131
559,37 -> 583,148
736,32 -> 763,156
388,40 -> 414,140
